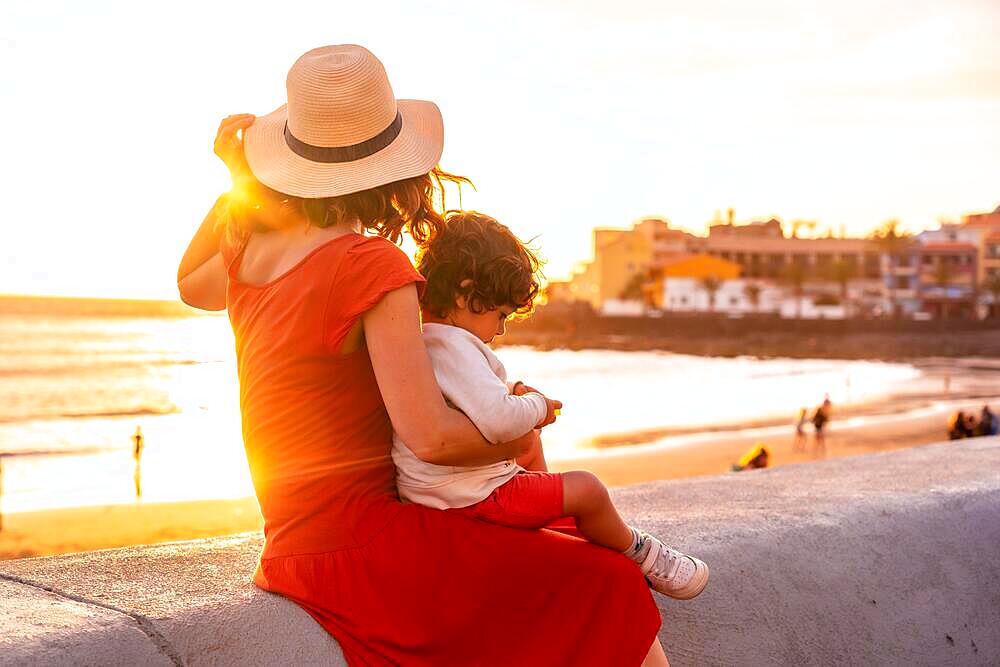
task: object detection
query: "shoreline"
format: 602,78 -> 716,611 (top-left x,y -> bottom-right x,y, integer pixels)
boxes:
3,357 -> 998,561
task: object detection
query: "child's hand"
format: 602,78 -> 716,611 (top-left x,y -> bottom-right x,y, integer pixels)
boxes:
536,396 -> 563,428
513,381 -> 561,427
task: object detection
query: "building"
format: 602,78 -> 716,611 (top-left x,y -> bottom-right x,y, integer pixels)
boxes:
662,278 -> 781,315
914,238 -> 979,319
960,206 -> 1000,285
708,217 -> 784,239
962,205 -> 1000,230
562,207 -> 998,319
583,227 -> 655,309
646,254 -> 742,309
563,217 -> 691,310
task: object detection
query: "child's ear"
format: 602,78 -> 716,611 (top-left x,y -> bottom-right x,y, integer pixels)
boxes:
455,278 -> 474,311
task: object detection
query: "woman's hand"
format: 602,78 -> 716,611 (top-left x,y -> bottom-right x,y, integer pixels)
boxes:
214,114 -> 256,188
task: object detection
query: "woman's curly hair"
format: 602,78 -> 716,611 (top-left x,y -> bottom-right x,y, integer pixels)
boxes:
221,167 -> 469,248
416,211 -> 543,319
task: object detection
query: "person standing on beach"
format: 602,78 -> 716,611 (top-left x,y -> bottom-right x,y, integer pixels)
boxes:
812,397 -> 831,453
132,426 -> 144,499
177,45 -> 667,665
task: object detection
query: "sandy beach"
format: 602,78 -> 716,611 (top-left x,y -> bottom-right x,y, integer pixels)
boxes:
2,358 -> 998,561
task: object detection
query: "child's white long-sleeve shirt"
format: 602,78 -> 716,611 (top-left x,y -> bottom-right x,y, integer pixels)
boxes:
392,323 -> 548,509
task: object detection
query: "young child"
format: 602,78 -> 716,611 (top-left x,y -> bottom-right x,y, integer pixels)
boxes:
392,211 -> 709,599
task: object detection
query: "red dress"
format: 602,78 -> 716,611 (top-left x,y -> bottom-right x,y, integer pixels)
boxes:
222,232 -> 661,666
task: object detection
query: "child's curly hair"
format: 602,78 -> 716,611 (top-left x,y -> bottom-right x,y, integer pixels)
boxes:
416,211 -> 543,319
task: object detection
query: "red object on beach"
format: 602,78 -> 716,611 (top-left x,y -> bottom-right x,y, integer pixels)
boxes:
222,233 -> 661,666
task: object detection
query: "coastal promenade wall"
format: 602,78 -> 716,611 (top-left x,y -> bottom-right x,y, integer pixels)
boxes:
504,308 -> 1000,358
1,438 -> 998,666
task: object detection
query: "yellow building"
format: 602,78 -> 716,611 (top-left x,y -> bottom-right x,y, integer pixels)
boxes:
564,227 -> 655,310
962,206 -> 1000,283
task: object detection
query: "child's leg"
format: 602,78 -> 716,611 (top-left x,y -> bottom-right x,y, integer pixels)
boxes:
561,470 -> 632,551
515,429 -> 549,472
562,470 -> 710,600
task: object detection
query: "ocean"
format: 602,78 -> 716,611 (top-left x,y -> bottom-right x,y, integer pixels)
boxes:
0,295 -> 921,513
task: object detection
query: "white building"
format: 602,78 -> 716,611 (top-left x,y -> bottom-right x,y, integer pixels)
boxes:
662,278 -> 848,319
662,279 -> 782,314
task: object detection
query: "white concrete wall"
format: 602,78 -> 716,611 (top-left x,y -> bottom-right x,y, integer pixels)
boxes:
2,438 -> 998,666
600,298 -> 646,316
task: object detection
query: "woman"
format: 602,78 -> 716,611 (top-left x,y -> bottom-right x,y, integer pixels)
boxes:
178,45 -> 665,666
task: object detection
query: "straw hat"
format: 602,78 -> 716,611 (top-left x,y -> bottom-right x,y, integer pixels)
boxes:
243,44 -> 443,198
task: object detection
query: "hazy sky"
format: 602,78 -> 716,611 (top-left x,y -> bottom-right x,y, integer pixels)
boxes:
2,0 -> 999,298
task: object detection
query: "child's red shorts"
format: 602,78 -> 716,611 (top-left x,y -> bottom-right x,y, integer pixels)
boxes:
446,471 -> 564,529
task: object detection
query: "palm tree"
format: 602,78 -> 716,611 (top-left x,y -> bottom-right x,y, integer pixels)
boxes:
700,275 -> 721,312
986,273 -> 1000,318
869,219 -> 911,318
743,282 -> 762,313
619,272 -> 646,302
827,259 -> 856,302
782,262 -> 808,319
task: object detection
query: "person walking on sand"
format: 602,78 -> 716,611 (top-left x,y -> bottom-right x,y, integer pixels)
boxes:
793,407 -> 808,452
177,45 -> 669,666
132,426 -> 144,499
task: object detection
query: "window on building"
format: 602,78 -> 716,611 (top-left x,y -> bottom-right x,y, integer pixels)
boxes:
896,277 -> 911,290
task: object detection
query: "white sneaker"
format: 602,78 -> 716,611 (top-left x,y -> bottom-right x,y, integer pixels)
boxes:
640,538 -> 710,600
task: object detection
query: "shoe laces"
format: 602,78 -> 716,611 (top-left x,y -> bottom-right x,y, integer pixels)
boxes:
650,544 -> 684,581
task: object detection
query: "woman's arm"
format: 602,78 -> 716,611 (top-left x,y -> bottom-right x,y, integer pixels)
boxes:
177,114 -> 256,311
177,196 -> 228,311
364,284 -> 535,466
